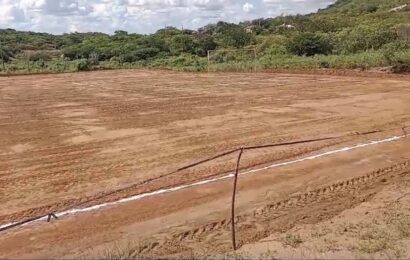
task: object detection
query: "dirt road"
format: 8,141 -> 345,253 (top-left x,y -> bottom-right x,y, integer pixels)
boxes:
0,70 -> 409,257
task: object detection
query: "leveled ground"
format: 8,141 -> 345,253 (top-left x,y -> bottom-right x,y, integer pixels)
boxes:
0,70 -> 409,258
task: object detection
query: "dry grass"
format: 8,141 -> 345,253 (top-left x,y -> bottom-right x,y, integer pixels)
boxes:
235,173 -> 410,259
357,229 -> 393,254
281,233 -> 304,248
91,175 -> 410,260
100,242 -> 142,260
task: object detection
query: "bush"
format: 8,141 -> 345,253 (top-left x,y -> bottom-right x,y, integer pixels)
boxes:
134,48 -> 160,60
391,62 -> 410,73
287,33 -> 333,56
257,35 -> 288,55
150,54 -> 206,71
335,25 -> 398,54
194,36 -> 217,57
396,24 -> 410,41
28,52 -> 52,62
319,61 -> 330,68
120,48 -> 160,62
215,23 -> 253,48
169,35 -> 195,55
0,47 -> 15,63
76,59 -> 92,71
381,43 -> 410,73
89,52 -> 100,65
359,3 -> 378,13
382,41 -> 410,66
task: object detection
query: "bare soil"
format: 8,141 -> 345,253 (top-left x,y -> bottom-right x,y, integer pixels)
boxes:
238,170 -> 410,259
0,70 -> 409,258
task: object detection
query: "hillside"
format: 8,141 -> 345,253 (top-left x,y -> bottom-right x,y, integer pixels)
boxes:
0,0 -> 409,73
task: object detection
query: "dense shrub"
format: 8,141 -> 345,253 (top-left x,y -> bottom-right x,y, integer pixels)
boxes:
287,33 -> 333,56
28,52 -> 52,62
335,25 -> 398,54
215,22 -> 253,48
396,24 -> 410,41
0,47 -> 15,64
76,59 -> 92,71
391,62 -> 410,73
120,48 -> 160,62
257,35 -> 288,55
194,36 -> 217,57
63,45 -> 93,60
358,3 -> 378,13
169,35 -> 195,55
381,41 -> 410,73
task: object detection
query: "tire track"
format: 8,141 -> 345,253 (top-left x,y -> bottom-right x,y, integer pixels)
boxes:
0,134 -> 406,229
0,140 -> 340,223
0,139 -> 338,181
136,160 -> 410,256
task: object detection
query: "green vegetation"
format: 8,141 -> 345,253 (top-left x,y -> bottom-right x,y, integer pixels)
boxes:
0,0 -> 409,74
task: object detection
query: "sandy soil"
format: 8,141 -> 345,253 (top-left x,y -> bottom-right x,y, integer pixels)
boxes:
238,170 -> 410,259
0,70 -> 409,258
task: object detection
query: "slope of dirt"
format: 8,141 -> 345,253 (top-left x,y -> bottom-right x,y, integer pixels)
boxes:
1,137 -> 409,258
238,171 -> 410,259
1,70 -> 409,219
113,161 -> 410,258
0,70 -> 409,258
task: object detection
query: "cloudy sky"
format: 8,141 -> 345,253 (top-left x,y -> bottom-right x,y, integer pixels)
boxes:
0,0 -> 336,34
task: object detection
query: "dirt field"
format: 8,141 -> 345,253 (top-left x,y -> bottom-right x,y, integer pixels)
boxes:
0,70 -> 409,258
237,169 -> 410,259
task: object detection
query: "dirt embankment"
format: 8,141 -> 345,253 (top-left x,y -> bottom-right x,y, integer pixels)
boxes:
237,170 -> 410,259
0,70 -> 409,258
105,161 -> 410,258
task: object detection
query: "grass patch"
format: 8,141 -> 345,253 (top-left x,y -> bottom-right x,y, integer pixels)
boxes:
357,229 -> 392,254
101,242 -> 142,260
282,233 -> 303,248
353,203 -> 410,258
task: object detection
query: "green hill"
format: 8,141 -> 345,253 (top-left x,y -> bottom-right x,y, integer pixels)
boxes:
323,0 -> 409,13
0,0 -> 409,74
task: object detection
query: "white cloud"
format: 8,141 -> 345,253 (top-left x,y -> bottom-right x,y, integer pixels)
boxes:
20,0 -> 45,9
0,4 -> 25,23
263,0 -> 334,14
0,0 -> 336,34
243,2 -> 254,13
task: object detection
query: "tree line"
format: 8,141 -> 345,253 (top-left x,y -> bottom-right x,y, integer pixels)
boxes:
0,0 -> 409,73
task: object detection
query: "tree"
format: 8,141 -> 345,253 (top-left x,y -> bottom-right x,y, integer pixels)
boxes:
28,51 -> 52,62
335,25 -> 397,54
225,28 -> 252,48
121,48 -> 160,62
287,32 -> 333,56
358,3 -> 378,13
76,59 -> 92,71
195,36 -> 217,57
214,22 -> 252,48
169,35 -> 195,55
142,35 -> 169,52
0,46 -> 14,70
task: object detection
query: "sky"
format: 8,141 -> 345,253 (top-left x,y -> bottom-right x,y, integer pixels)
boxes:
0,0 -> 336,34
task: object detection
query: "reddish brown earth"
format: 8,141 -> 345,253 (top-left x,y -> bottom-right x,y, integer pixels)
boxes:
0,70 -> 409,258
